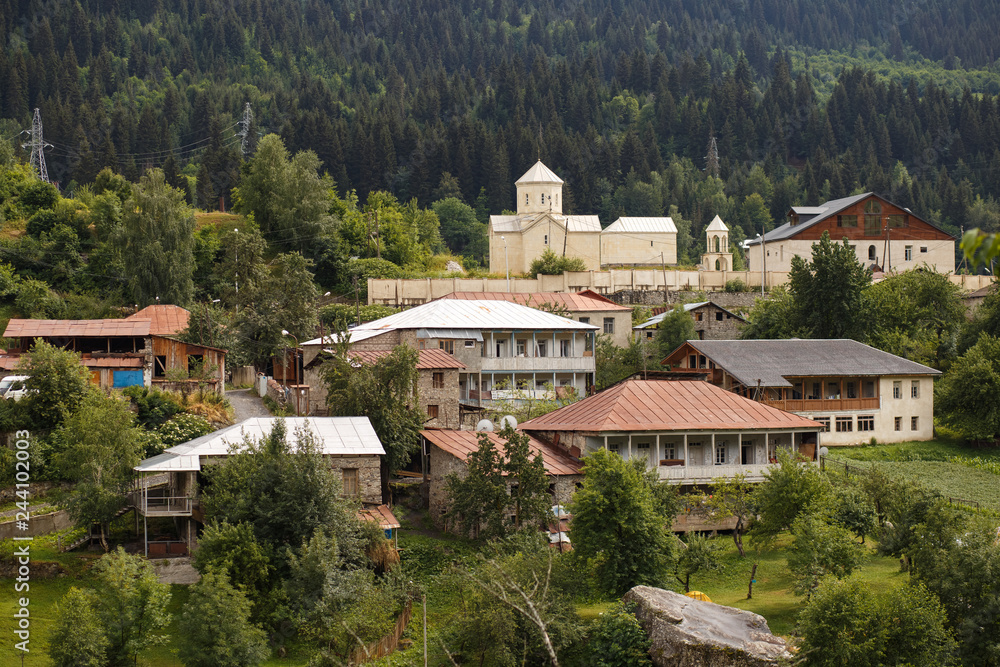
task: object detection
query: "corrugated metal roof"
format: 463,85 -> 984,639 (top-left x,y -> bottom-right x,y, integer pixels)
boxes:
670,339 -> 941,388
348,348 -> 467,370
633,303 -> 709,329
422,428 -> 582,476
347,299 -> 599,334
358,504 -> 401,530
135,452 -> 201,472
161,417 -> 385,458
489,214 -> 601,233
520,380 -> 821,432
603,217 -> 678,233
302,329 -> 389,347
515,160 -> 564,184
415,328 -> 484,341
127,305 -> 190,336
705,215 -> 729,232
439,291 -> 630,312
4,318 -> 151,338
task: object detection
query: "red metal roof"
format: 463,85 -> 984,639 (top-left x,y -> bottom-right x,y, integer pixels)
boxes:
4,319 -> 151,338
439,291 -> 629,312
358,504 -> 401,530
520,380 -> 821,432
421,429 -> 582,476
128,305 -> 190,336
349,348 -> 466,370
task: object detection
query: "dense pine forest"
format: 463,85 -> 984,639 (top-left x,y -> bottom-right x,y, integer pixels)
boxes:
2,0 -> 1000,263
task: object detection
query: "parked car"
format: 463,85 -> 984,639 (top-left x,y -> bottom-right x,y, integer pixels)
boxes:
0,375 -> 31,400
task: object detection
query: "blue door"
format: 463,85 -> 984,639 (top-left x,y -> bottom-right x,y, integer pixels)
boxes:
112,370 -> 144,388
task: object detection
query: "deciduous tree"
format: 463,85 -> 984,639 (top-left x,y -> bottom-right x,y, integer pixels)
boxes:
935,334 -> 1000,442
787,231 -> 871,339
654,305 -> 696,359
178,570 -> 270,667
48,587 -> 108,667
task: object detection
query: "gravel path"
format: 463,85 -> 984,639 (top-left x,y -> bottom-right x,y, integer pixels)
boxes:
227,388 -> 272,422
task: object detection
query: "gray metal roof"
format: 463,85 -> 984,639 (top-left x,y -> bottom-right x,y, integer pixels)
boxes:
680,339 -> 941,388
603,217 -> 677,233
748,193 -> 870,244
415,328 -> 484,341
490,214 -> 602,233
347,299 -> 599,334
633,303 -> 709,329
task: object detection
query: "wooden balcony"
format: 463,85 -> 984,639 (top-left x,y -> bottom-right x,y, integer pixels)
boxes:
761,397 -> 879,412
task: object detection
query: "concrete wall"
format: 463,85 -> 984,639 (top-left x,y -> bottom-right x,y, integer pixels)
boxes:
0,509 -> 72,539
369,273 -> 993,308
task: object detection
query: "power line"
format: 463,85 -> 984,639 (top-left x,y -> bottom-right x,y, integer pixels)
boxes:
21,109 -> 52,183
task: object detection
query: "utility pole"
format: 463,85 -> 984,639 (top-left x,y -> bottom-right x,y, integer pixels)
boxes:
236,103 -> 253,159
375,210 -> 381,260
353,275 -> 361,327
22,108 -> 52,183
661,252 -> 668,306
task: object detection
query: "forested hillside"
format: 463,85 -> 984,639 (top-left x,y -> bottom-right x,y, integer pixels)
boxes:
2,0 -> 1000,259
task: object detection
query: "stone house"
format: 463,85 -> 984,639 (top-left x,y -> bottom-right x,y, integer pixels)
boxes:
633,301 -> 746,344
746,193 -> 955,275
133,417 -> 385,554
520,379 -> 822,487
420,428 -> 582,532
660,339 -> 940,445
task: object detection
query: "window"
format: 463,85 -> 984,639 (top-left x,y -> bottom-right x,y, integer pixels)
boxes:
544,234 -> 549,245
893,381 -> 902,399
715,443 -> 726,465
342,469 -> 359,497
603,318 -> 615,334
845,381 -> 857,399
579,317 -> 589,324
911,416 -> 919,431
688,354 -> 697,369
715,312 -> 723,321
792,382 -> 803,399
695,312 -> 703,321
154,355 -> 167,378
858,415 -> 875,431
911,380 -> 920,398
895,416 -> 902,431
516,340 -> 525,356
837,214 -> 858,228
810,382 -> 821,399
439,340 -> 454,354
465,339 -> 475,348
888,214 -> 907,228
835,417 -> 853,432
560,339 -> 570,357
868,245 -> 877,261
905,245 -> 913,261
864,200 -> 882,236
427,405 -> 439,419
525,193 -> 529,206
432,372 -> 444,389
637,442 -> 650,462
826,382 -> 841,399
814,417 -> 831,432
862,380 -> 876,398
608,441 -> 620,454
920,246 -> 928,253
541,193 -> 545,205
663,445 -> 676,460
537,340 -> 547,357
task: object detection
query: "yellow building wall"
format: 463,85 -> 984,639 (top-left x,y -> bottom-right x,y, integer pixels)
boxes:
601,232 -> 677,266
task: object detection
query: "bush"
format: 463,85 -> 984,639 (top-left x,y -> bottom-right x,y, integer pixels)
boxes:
158,413 -> 213,446
724,278 -> 749,292
529,248 -> 587,275
123,386 -> 183,429
586,601 -> 652,667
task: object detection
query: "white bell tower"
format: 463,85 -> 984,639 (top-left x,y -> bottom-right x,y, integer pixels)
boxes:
515,160 -> 563,215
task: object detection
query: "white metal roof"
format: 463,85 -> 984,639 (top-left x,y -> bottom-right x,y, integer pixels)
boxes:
135,417 -> 384,472
603,217 -> 677,233
302,329 -> 386,346
705,215 -> 729,232
350,299 -> 599,334
490,214 -> 601,233
633,302 -> 709,329
515,160 -> 564,184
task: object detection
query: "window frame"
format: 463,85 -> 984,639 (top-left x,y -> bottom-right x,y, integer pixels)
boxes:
432,372 -> 444,389
603,318 -> 615,334
342,468 -> 359,497
858,415 -> 875,432
835,416 -> 853,432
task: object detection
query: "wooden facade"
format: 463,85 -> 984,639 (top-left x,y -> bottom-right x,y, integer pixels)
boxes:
150,336 -> 226,391
786,195 -> 952,243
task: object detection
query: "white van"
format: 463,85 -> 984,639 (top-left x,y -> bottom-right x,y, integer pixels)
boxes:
0,375 -> 31,400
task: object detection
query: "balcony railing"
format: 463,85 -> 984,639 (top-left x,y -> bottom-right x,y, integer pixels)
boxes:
131,494 -> 193,516
761,397 -> 879,412
657,462 -> 804,484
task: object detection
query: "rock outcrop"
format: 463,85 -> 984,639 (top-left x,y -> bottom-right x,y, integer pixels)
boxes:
623,586 -> 792,667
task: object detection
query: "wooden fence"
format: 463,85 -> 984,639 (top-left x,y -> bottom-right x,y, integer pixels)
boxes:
348,600 -> 413,665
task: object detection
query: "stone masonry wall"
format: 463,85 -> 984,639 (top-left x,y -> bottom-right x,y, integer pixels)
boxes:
418,368 -> 461,429
328,455 -> 382,505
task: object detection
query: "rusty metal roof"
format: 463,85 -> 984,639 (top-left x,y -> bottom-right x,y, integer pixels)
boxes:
520,380 -> 820,432
421,429 -> 582,476
358,504 -> 401,530
128,305 -> 190,335
439,291 -> 629,312
4,318 -> 151,338
348,348 -> 466,370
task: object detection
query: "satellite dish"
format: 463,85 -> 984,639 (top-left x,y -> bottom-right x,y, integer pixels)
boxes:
818,446 -> 829,457
476,419 -> 494,432
500,415 -> 518,430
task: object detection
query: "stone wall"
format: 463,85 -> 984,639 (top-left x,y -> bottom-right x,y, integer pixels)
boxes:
418,368 -> 461,429
329,455 -> 382,505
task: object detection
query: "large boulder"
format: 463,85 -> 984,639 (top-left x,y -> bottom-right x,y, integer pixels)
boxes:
623,586 -> 792,667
